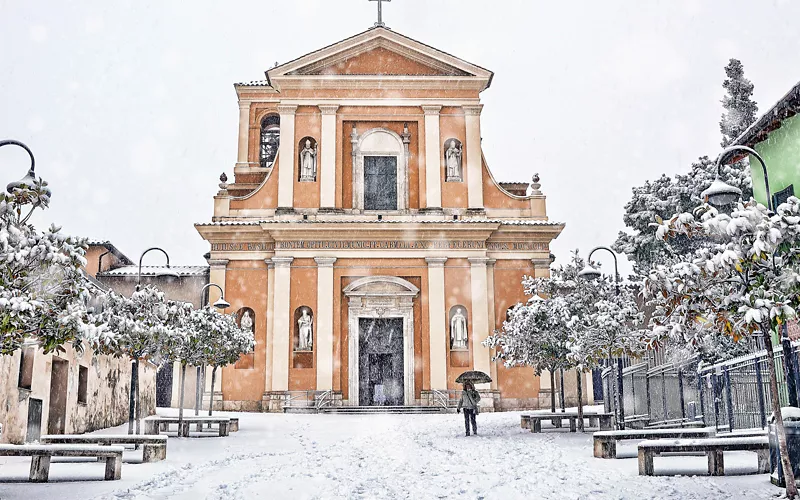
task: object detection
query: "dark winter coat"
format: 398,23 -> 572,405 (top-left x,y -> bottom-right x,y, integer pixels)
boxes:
458,389 -> 481,413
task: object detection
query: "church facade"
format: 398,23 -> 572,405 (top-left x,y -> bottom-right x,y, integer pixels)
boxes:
197,27 -> 565,412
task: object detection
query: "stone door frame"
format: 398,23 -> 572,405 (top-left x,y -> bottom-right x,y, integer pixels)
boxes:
344,276 -> 419,406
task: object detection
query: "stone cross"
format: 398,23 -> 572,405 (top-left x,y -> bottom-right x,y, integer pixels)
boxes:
369,0 -> 391,27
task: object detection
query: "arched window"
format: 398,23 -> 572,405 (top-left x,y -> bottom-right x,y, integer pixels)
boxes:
234,307 -> 255,369
260,115 -> 280,168
449,305 -> 469,351
294,306 -> 314,352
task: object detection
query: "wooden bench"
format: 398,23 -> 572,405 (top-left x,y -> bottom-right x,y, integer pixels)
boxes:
0,444 -> 123,482
638,436 -> 769,476
144,416 -> 230,437
40,434 -> 167,462
526,412 -> 614,433
593,428 -> 715,458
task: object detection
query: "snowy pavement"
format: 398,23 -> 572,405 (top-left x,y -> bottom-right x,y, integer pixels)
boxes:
0,409 -> 782,499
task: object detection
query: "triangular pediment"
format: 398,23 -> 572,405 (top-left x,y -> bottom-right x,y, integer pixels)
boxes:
267,28 -> 492,89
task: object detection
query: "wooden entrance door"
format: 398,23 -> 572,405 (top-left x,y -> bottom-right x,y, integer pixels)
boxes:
47,358 -> 69,435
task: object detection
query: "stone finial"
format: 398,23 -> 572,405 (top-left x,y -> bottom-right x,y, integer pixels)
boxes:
218,172 -> 229,195
530,173 -> 542,195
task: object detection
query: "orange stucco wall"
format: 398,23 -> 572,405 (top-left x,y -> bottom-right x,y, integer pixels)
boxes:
221,261 -> 269,402
444,259 -> 474,389
312,47 -> 445,76
293,108 -> 322,209
482,158 -> 530,210
289,259 -> 318,390
440,110 -> 468,208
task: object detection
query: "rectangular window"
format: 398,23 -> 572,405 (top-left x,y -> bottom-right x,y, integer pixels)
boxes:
77,366 -> 89,404
18,347 -> 35,390
773,184 -> 794,209
363,156 -> 397,210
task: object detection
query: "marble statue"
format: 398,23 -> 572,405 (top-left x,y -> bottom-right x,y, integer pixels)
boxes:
240,310 -> 253,332
299,139 -> 317,182
297,309 -> 313,350
450,307 -> 468,349
445,140 -> 462,182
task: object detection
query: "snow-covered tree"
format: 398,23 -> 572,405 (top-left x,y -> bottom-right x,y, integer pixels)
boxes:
643,198 -> 800,498
720,58 -> 758,147
614,59 -> 757,273
0,174 -> 103,355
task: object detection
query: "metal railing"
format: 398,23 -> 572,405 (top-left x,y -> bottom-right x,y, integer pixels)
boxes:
315,390 -> 335,410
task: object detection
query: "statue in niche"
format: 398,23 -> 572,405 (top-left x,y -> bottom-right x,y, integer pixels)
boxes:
445,139 -> 463,182
299,139 -> 318,182
450,307 -> 468,349
297,309 -> 314,351
240,310 -> 254,332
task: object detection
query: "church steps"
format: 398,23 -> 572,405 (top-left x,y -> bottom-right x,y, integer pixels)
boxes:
317,406 -> 447,415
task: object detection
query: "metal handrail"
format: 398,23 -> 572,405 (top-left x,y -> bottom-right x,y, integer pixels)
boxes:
431,389 -> 448,409
315,390 -> 334,410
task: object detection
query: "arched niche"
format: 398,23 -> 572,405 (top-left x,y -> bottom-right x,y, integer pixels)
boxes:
443,138 -> 463,182
235,307 -> 256,369
352,128 -> 408,212
260,115 -> 280,168
449,305 -> 469,351
293,306 -> 314,352
297,137 -> 318,182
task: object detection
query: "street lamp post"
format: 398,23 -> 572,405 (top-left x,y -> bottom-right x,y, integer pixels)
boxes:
196,283 -> 230,418
1,140 -> 52,213
578,246 -> 626,430
703,145 -> 800,407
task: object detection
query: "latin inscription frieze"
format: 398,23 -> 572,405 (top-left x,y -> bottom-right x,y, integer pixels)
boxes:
210,242 -> 275,252
487,242 -> 549,251
275,240 -> 487,250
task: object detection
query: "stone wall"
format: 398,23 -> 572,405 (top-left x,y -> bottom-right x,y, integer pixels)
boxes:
0,346 -> 156,444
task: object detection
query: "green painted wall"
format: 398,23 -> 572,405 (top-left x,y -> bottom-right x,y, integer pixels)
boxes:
751,114 -> 800,207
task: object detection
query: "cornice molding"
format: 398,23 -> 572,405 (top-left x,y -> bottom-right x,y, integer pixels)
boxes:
314,257 -> 338,267
463,104 -> 484,116
318,104 -> 340,115
276,104 -> 299,115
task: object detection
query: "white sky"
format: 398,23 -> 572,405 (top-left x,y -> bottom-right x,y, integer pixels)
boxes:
1,0 -> 799,276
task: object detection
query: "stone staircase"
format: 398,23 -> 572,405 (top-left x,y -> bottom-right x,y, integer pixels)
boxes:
318,405 -> 448,415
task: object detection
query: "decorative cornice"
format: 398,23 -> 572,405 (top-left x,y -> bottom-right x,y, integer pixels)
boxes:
314,257 -> 337,267
531,257 -> 553,268
425,257 -> 448,267
238,100 -> 252,109
462,104 -> 484,116
264,258 -> 275,269
318,104 -> 340,115
276,104 -> 298,115
421,105 -> 442,116
272,256 -> 294,268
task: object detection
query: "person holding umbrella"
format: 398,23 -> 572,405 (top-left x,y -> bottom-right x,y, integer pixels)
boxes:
456,370 -> 491,436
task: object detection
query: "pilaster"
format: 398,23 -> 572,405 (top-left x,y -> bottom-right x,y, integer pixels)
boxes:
319,105 -> 339,210
422,105 -> 443,211
468,257 -> 491,387
264,258 -> 276,395
463,105 -> 484,211
277,105 -> 298,211
314,257 -> 337,391
425,257 -> 448,390
237,100 -> 251,165
271,256 -> 294,391
486,258 -> 498,390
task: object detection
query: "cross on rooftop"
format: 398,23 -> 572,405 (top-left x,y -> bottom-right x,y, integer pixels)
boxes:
369,0 -> 391,28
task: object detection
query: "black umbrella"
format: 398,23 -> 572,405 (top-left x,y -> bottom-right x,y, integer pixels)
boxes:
456,370 -> 492,384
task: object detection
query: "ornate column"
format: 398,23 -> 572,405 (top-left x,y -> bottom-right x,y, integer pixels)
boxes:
422,105 -> 443,211
205,259 -> 229,405
464,105 -> 485,213
318,105 -> 339,211
276,105 -> 298,212
468,257 -> 491,385
426,257 -> 448,390
314,257 -> 337,391
237,101 -> 251,165
270,257 -> 294,396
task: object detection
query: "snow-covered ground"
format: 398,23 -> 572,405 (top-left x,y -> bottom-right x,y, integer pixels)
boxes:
0,409 -> 782,499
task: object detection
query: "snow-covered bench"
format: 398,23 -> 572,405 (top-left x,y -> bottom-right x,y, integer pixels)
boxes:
40,434 -> 167,462
593,428 -> 715,459
0,444 -> 124,482
144,416 -> 231,437
645,420 -> 706,430
525,412 -> 614,433
184,417 -> 239,433
637,436 -> 769,476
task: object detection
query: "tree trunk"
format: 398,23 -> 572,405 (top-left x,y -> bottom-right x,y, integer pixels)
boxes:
208,366 -> 217,417
178,362 -> 187,435
576,369 -> 584,432
559,369 -> 566,412
763,324 -> 799,498
195,366 -> 202,416
127,359 -> 136,435
133,359 -> 140,435
550,370 -> 556,413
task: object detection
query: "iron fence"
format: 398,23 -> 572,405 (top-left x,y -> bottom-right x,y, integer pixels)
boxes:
602,340 -> 800,430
